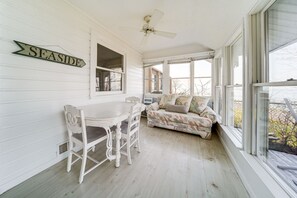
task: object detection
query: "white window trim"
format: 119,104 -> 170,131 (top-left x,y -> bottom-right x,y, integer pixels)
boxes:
169,62 -> 191,95
143,51 -> 215,97
90,31 -> 127,98
222,24 -> 245,148
250,0 -> 297,195
144,63 -> 164,95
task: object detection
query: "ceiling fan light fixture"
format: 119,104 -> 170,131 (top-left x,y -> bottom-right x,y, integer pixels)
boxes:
144,15 -> 151,23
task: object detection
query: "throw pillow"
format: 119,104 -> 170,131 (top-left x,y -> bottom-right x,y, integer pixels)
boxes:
189,96 -> 210,114
159,94 -> 177,109
165,104 -> 188,114
175,95 -> 192,112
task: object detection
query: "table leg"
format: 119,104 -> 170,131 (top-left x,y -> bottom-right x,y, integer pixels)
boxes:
115,122 -> 122,167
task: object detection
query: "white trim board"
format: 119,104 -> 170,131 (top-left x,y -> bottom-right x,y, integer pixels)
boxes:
143,51 -> 214,64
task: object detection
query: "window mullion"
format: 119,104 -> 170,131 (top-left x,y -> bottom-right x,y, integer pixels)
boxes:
190,61 -> 194,95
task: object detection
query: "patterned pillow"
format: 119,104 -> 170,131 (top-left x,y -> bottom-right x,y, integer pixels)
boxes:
189,96 -> 210,114
175,95 -> 192,112
165,104 -> 188,114
159,94 -> 177,109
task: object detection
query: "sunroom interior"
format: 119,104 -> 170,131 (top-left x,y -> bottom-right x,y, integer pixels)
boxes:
1,0 -> 297,197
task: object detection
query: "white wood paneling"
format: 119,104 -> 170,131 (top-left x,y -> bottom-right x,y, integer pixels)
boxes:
0,0 -> 142,194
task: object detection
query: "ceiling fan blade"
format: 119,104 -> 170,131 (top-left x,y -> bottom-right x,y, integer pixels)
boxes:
141,35 -> 149,46
149,9 -> 164,28
154,30 -> 176,38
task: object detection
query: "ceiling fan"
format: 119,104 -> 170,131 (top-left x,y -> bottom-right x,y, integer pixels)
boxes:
121,9 -> 176,45
142,9 -> 176,37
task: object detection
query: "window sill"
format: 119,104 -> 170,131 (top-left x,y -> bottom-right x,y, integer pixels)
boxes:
91,91 -> 124,98
219,125 -> 243,149
219,125 -> 296,197
243,152 -> 296,197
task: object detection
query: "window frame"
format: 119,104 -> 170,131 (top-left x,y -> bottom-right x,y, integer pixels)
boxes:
193,59 -> 213,96
143,52 -> 215,96
169,62 -> 191,95
250,0 -> 297,195
90,33 -> 126,97
223,25 -> 245,147
144,63 -> 163,94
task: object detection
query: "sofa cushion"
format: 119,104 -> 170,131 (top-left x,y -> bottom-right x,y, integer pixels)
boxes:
165,104 -> 188,114
189,96 -> 210,114
175,95 -> 192,112
159,94 -> 177,109
200,106 -> 217,124
147,109 -> 212,128
146,102 -> 159,111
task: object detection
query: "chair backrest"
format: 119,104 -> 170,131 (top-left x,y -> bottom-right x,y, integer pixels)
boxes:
127,103 -> 142,135
125,96 -> 141,103
64,105 -> 87,144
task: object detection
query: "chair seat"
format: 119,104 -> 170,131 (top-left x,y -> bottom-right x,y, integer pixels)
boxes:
73,126 -> 107,143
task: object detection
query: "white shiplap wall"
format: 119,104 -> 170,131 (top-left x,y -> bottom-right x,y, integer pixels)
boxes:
0,0 -> 143,194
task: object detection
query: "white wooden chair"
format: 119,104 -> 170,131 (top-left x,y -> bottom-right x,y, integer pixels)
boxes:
120,103 -> 142,164
64,105 -> 111,184
125,96 -> 141,103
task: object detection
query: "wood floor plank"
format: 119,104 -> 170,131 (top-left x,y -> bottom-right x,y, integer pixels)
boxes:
1,119 -> 249,198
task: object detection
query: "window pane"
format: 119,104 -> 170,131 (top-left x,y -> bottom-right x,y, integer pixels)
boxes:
170,79 -> 190,95
96,69 -> 122,91
256,85 -> 297,191
269,42 -> 297,82
226,86 -> 243,132
169,63 -> 190,78
233,87 -> 243,129
231,37 -> 243,85
144,64 -> 163,94
194,59 -> 212,77
194,78 -> 211,96
267,0 -> 297,82
97,44 -> 123,72
96,43 -> 124,93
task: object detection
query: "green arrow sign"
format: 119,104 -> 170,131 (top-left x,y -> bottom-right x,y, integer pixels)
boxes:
13,40 -> 86,68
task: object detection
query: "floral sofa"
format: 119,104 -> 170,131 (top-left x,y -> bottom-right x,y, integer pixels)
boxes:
146,94 -> 217,139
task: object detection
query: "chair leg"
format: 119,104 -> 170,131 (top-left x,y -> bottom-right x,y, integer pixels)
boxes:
127,138 -> 132,165
137,131 -> 141,153
79,148 -> 87,184
67,141 -> 73,172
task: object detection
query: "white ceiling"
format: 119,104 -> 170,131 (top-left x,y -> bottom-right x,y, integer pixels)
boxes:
67,0 -> 258,58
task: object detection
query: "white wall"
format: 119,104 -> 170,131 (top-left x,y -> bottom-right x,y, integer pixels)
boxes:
0,0 -> 143,194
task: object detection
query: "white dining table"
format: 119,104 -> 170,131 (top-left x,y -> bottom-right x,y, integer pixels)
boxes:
78,102 -> 143,168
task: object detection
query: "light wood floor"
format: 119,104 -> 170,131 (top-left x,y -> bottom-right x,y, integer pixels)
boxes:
1,119 -> 249,198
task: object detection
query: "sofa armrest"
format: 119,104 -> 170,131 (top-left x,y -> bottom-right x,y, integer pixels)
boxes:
146,102 -> 160,112
200,106 -> 217,124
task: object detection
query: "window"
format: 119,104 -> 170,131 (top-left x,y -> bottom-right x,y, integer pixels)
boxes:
194,59 -> 212,96
169,63 -> 190,95
226,35 -> 243,137
144,64 -> 163,94
255,0 -> 297,193
143,54 -> 214,96
95,43 -> 124,92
